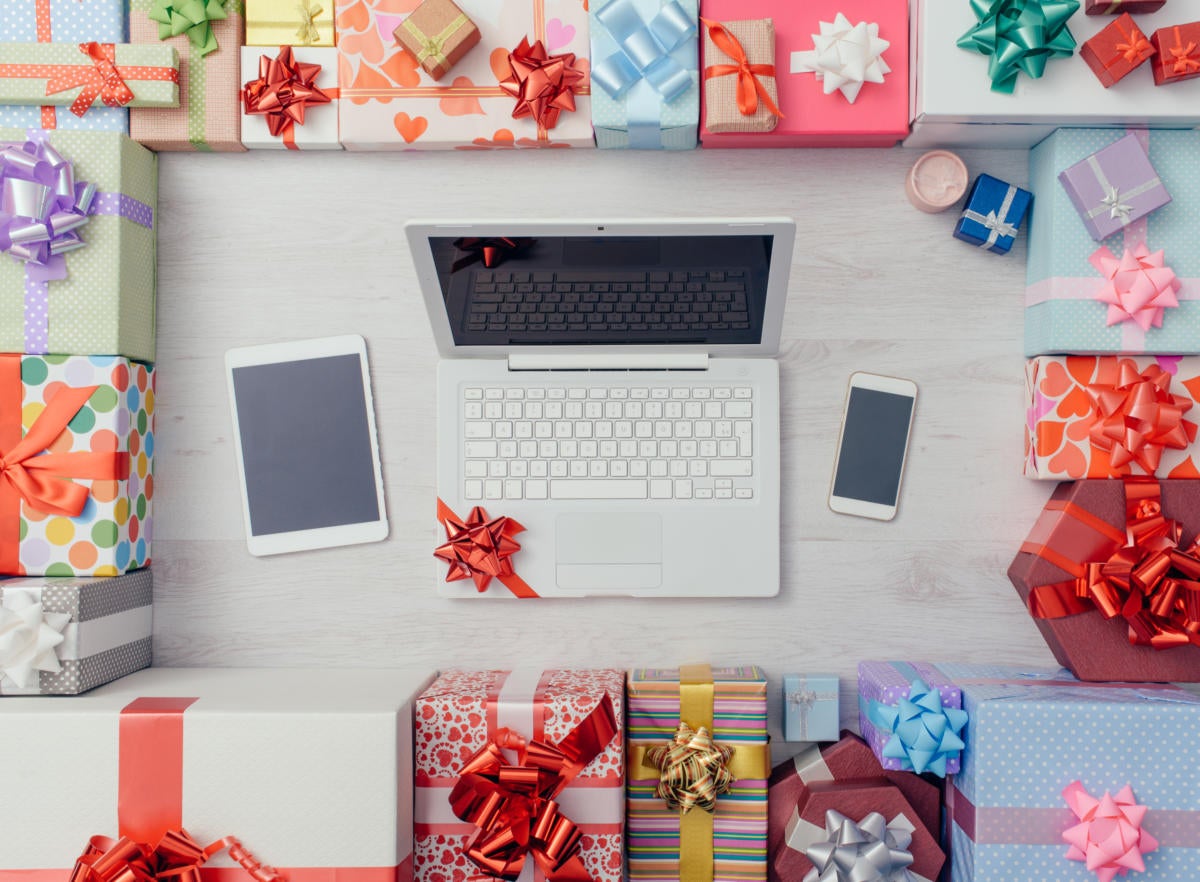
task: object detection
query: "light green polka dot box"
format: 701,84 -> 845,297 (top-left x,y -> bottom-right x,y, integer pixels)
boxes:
0,354 -> 154,578
0,130 -> 157,363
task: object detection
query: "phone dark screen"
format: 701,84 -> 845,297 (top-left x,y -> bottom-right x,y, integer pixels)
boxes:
832,386 -> 914,506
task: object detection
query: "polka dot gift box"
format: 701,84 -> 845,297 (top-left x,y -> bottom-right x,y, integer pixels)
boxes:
0,353 -> 154,578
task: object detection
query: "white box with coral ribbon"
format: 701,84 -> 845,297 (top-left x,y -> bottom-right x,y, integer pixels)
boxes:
240,46 -> 342,150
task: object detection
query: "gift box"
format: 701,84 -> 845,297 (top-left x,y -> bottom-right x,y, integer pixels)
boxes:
1026,128 -> 1200,356
1086,0 -> 1167,12
909,3 -> 1200,148
857,660 -> 968,777
0,354 -> 154,577
0,668 -> 431,879
240,45 -> 340,149
775,779 -> 945,882
337,0 -> 593,151
699,16 -> 779,135
1009,479 -> 1200,682
781,672 -> 839,742
246,0 -> 335,46
0,130 -> 156,362
953,174 -> 1032,254
1079,12 -> 1157,86
392,0 -> 481,81
128,0 -> 247,151
0,569 -> 151,695
413,669 -> 625,882
627,665 -> 769,882
589,0 -> 699,150
699,0 -> 908,148
0,0 -> 129,132
1151,21 -> 1200,84
1023,355 -> 1200,479
0,42 -> 179,114
938,663 -> 1200,882
1059,132 -> 1171,241
766,732 -> 940,882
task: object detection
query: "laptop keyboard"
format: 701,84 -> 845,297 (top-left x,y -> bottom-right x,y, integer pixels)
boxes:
461,385 -> 755,501
465,269 -> 751,335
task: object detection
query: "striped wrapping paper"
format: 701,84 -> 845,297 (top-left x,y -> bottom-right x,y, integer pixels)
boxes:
627,665 -> 768,882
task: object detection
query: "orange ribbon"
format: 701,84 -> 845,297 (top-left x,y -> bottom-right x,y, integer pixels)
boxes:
70,832 -> 283,882
1168,27 -> 1200,75
1084,361 -> 1196,474
435,498 -> 537,597
1029,480 -> 1200,650
36,42 -> 179,118
0,354 -> 129,574
449,693 -> 618,882
699,17 -> 783,119
1114,20 -> 1152,64
242,46 -> 334,150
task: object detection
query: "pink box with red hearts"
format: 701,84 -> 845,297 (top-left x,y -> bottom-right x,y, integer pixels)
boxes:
335,0 -> 595,150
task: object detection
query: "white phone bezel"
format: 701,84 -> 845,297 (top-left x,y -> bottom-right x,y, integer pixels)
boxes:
225,334 -> 389,556
828,371 -> 918,522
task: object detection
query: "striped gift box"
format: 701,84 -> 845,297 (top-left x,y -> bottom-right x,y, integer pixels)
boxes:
627,665 -> 769,882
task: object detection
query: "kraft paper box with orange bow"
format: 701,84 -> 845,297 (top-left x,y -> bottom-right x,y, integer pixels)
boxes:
412,669 -> 625,882
0,668 -> 434,881
627,665 -> 769,882
336,0 -> 594,150
240,45 -> 341,148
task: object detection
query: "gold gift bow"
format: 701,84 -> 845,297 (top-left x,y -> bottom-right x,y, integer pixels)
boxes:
295,1 -> 324,45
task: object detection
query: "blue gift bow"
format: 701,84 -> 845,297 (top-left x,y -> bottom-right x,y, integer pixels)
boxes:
868,676 -> 968,778
592,0 -> 696,149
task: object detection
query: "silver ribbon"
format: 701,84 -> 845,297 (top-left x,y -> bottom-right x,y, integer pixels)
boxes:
786,676 -> 839,740
960,183 -> 1019,250
1084,154 -> 1162,222
803,810 -> 916,882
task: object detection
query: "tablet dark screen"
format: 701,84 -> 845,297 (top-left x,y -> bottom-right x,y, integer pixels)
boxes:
232,354 -> 380,536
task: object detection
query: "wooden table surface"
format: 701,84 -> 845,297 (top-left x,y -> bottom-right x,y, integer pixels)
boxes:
151,145 -> 1053,748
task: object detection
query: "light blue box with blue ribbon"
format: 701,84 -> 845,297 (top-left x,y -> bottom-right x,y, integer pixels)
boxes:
589,0 -> 698,150
933,663 -> 1200,882
1026,128 -> 1200,356
0,0 -> 128,132
782,672 -> 839,742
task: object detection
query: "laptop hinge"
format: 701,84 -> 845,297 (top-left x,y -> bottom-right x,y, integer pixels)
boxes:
507,352 -> 709,371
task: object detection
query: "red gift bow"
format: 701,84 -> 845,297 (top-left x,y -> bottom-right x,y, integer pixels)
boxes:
1029,479 -> 1200,650
450,236 -> 535,272
1168,26 -> 1200,74
242,46 -> 334,149
1114,20 -> 1153,64
434,498 -> 537,597
0,354 -> 130,574
448,693 -> 618,882
70,830 -> 284,882
700,18 -> 784,119
41,42 -> 179,118
1085,361 -> 1196,474
499,37 -> 586,131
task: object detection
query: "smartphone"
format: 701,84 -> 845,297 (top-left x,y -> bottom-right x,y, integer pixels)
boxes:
828,372 -> 918,521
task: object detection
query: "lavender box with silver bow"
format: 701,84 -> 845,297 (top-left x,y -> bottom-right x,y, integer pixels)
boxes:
857,660 -> 967,778
1059,132 -> 1171,242
953,173 -> 1032,255
0,570 -> 152,696
782,673 -> 839,742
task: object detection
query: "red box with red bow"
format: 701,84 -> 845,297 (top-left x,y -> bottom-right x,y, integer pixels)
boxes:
1151,21 -> 1200,84
1080,13 -> 1158,86
1008,478 -> 1200,682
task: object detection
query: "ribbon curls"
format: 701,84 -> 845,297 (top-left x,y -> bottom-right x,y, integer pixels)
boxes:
70,831 -> 284,882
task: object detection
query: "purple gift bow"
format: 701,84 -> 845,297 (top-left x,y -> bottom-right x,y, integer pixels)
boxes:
786,676 -> 839,740
960,183 -> 1019,250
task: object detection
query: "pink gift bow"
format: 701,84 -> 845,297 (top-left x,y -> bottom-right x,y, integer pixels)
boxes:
1089,244 -> 1180,331
1063,780 -> 1158,882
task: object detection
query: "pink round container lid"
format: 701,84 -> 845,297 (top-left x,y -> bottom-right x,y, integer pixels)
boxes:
906,150 -> 969,213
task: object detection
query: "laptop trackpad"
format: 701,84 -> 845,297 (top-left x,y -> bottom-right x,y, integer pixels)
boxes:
556,513 -> 662,591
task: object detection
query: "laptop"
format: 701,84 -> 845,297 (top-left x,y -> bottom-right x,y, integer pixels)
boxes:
407,218 -> 794,598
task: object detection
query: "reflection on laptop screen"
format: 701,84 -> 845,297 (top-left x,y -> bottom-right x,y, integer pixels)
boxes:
431,234 -> 774,346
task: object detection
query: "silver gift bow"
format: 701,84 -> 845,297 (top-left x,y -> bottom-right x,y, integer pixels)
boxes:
960,183 -> 1019,250
803,810 -> 916,882
787,677 -> 839,740
1085,154 -> 1162,222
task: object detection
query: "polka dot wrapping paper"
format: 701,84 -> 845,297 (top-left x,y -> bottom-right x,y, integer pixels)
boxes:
0,43 -> 179,112
5,354 -> 154,578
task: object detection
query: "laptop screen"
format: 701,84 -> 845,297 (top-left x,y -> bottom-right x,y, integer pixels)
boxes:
429,234 -> 774,346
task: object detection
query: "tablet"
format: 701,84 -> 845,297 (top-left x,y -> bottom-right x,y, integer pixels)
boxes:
225,335 -> 388,556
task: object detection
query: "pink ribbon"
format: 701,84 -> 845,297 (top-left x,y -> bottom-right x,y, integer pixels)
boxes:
1089,244 -> 1180,331
1063,781 -> 1158,882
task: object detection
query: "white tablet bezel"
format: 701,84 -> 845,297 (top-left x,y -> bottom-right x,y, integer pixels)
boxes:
225,335 -> 389,556
828,371 -> 918,522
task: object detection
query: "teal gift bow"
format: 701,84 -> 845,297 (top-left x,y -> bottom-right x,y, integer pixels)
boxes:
592,0 -> 696,103
868,677 -> 967,777
956,0 -> 1079,94
148,0 -> 228,58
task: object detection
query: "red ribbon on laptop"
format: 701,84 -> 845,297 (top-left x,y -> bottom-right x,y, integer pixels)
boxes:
435,498 -> 538,597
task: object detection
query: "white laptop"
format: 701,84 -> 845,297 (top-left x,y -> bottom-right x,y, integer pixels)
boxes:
407,218 -> 794,598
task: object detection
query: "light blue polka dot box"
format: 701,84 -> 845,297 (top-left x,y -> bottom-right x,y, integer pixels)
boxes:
1026,128 -> 1200,356
589,0 -> 699,149
934,662 -> 1200,882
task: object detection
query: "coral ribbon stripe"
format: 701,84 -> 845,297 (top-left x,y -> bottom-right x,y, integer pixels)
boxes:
33,0 -> 56,129
6,43 -> 180,117
118,697 -> 199,844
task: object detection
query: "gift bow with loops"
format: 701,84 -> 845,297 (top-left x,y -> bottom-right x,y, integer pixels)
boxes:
70,830 -> 284,882
867,677 -> 967,777
956,0 -> 1080,94
1084,362 -> 1196,474
592,0 -> 695,102
700,18 -> 784,119
1112,19 -> 1152,64
802,810 -> 916,882
1167,26 -> 1200,74
295,1 -> 323,45
44,43 -> 137,117
147,0 -> 228,57
645,722 -> 734,814
1062,781 -> 1158,882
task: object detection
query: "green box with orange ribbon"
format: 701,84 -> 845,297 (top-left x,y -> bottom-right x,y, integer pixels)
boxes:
0,42 -> 179,115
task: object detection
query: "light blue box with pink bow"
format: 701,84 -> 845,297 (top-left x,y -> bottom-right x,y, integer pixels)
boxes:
1026,128 -> 1200,356
0,0 -> 129,132
932,663 -> 1200,882
589,0 -> 699,149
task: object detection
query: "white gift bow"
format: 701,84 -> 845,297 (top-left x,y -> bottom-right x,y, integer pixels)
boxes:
0,589 -> 70,689
1085,154 -> 1162,223
790,13 -> 890,104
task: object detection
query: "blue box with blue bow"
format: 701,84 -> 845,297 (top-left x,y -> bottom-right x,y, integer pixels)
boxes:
935,663 -> 1200,882
589,0 -> 699,149
857,660 -> 967,778
953,173 -> 1032,255
782,673 -> 839,742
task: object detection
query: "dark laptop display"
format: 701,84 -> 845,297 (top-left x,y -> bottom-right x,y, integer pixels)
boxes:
431,234 -> 774,346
